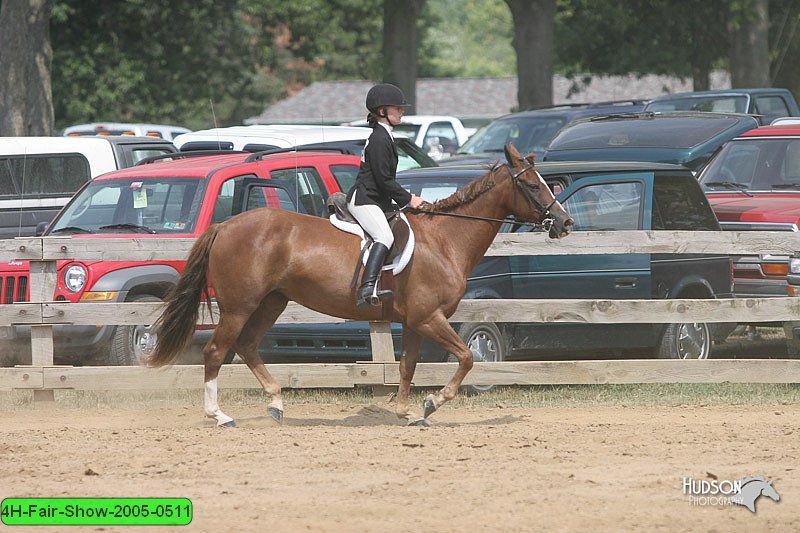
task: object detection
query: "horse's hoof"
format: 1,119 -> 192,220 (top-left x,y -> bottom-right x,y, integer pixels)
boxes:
423,398 -> 437,418
408,418 -> 430,427
219,420 -> 236,428
268,406 -> 283,425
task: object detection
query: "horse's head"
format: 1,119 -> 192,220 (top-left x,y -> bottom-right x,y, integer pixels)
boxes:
761,480 -> 781,502
502,143 -> 573,239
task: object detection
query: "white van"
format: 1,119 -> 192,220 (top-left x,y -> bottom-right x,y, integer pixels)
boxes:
63,122 -> 191,140
0,136 -> 176,238
172,124 -> 437,171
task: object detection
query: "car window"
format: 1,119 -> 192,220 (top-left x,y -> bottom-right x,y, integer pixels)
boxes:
212,176 -> 247,223
700,138 -> 800,190
130,148 -> 175,164
562,181 -> 643,231
425,122 -> 460,157
270,166 -> 328,198
0,154 -> 90,198
754,96 -> 791,124
458,116 -> 566,155
646,96 -> 748,113
652,175 -> 719,230
329,164 -> 359,193
393,124 -> 420,141
49,178 -> 203,234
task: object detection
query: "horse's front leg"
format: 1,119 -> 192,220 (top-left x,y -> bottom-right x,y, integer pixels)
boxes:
410,313 -> 474,421
396,327 -> 426,426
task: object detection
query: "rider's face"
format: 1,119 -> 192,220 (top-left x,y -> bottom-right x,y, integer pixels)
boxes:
385,105 -> 404,126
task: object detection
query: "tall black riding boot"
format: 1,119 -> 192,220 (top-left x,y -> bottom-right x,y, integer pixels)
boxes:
356,243 -> 392,308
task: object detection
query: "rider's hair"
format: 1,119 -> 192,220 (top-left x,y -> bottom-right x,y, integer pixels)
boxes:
367,107 -> 386,126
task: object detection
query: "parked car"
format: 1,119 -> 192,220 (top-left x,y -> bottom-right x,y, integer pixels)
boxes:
543,111 -> 759,173
343,115 -> 472,161
644,88 -> 800,126
259,161 -> 733,371
785,258 -> 800,356
172,124 -> 437,172
63,122 -> 191,140
438,100 -> 647,167
0,150 -> 361,366
697,123 -> 800,343
0,136 -> 177,239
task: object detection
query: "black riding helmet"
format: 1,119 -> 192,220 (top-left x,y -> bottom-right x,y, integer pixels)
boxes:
365,83 -> 411,112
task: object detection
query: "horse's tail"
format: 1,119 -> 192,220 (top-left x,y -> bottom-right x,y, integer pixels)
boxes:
148,224 -> 220,367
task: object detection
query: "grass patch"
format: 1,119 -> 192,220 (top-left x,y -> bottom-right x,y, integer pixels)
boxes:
2,383 -> 798,411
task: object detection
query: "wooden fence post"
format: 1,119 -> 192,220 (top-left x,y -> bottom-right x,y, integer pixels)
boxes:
29,259 -> 57,402
369,321 -> 395,398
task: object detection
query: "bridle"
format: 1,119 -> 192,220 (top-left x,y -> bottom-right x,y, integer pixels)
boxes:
413,162 -> 558,230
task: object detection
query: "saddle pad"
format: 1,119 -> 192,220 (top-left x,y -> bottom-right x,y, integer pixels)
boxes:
329,213 -> 415,275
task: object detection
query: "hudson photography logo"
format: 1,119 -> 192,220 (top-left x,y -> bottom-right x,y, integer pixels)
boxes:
682,475 -> 780,512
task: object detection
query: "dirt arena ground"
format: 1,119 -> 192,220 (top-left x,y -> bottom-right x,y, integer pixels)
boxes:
2,386 -> 799,533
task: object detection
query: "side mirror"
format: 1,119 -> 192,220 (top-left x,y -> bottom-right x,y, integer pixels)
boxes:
35,221 -> 48,236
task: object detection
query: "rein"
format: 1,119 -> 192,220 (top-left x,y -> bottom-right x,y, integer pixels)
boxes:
413,162 -> 557,231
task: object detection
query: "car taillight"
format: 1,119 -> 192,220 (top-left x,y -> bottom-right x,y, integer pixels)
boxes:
762,262 -> 788,276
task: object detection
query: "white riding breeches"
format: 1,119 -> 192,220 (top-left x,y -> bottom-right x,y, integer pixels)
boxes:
348,195 -> 394,249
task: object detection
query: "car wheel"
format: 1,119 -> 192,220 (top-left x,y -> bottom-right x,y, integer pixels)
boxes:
656,322 -> 711,360
448,322 -> 506,394
108,295 -> 162,366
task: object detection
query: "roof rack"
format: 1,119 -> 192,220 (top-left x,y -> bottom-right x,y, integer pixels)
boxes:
526,99 -> 648,111
135,150 -> 246,166
245,145 -> 354,163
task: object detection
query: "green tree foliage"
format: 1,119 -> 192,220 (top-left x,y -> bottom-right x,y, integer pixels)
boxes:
422,0 -> 514,77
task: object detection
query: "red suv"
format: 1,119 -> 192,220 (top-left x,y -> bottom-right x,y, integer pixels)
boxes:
0,150 -> 359,365
698,124 -> 800,338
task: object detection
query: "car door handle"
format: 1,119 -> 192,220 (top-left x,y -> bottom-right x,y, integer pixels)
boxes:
614,277 -> 638,289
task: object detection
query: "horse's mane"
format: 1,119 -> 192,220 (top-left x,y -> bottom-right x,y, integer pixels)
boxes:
421,162 -> 505,212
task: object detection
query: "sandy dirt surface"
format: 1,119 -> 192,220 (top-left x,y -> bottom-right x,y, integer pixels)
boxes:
2,398 -> 798,533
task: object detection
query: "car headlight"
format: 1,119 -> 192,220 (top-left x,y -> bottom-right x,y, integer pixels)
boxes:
791,257 -> 800,274
63,265 -> 87,292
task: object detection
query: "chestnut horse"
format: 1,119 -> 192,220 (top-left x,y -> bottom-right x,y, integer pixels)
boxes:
148,144 -> 573,426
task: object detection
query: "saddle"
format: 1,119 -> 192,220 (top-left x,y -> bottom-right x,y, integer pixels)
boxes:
326,192 -> 410,264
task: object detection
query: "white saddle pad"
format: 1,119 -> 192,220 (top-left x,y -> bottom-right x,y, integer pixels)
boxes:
329,213 -> 415,275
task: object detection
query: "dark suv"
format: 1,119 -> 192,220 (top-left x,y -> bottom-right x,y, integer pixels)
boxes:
644,88 -> 800,125
439,100 -> 646,166
543,112 -> 759,173
257,161 -> 733,364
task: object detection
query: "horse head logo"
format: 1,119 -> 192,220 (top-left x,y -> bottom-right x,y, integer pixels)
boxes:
730,476 -> 780,513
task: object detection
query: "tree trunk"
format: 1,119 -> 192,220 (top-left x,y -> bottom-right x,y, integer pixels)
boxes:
0,0 -> 54,136
729,0 -> 770,87
505,0 -> 555,111
383,0 -> 424,114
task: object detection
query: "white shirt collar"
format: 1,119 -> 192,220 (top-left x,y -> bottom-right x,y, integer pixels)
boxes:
378,121 -> 394,139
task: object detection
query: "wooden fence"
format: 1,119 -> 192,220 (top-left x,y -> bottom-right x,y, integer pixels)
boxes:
2,230 -> 800,400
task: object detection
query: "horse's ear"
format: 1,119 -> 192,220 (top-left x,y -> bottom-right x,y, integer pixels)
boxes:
525,153 -> 536,166
504,143 -> 523,166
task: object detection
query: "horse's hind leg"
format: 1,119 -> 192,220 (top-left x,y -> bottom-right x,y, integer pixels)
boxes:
395,328 -> 426,425
409,312 -> 475,421
203,313 -> 249,427
231,292 -> 289,424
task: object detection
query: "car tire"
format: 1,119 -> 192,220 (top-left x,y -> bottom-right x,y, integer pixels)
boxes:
656,322 -> 711,360
448,322 -> 506,394
108,294 -> 162,366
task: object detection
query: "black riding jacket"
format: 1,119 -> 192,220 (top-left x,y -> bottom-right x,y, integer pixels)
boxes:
347,123 -> 412,212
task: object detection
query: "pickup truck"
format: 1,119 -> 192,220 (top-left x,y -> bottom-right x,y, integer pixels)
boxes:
644,88 -> 800,125
698,123 -> 800,345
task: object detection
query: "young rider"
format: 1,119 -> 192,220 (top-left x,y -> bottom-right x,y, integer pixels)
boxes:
347,83 -> 425,308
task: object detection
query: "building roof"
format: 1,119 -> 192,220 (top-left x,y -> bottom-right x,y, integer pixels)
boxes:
245,71 -> 731,125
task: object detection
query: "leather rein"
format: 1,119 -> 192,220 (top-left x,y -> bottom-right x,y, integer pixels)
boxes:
410,163 -> 558,231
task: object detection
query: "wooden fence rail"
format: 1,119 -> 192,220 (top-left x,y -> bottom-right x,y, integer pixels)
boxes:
2,231 -> 800,398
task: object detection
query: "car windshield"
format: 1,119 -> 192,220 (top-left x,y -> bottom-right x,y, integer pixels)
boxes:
48,177 -> 205,235
397,176 -> 472,203
393,124 -> 420,141
456,116 -> 567,156
645,95 -> 748,114
699,137 -> 800,191
548,116 -> 743,150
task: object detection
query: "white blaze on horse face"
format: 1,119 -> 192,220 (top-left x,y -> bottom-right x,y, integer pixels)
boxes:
534,170 -> 564,214
204,379 -> 234,426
